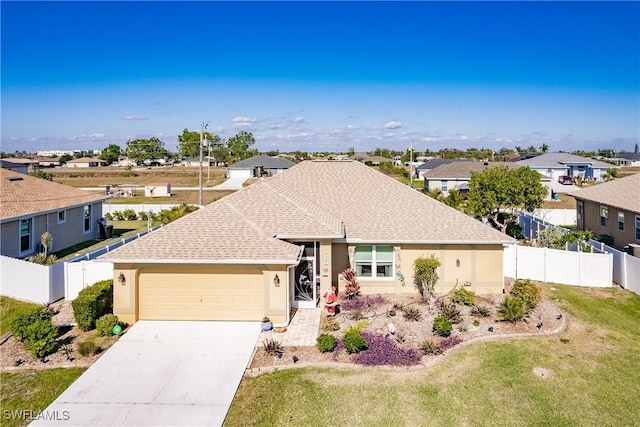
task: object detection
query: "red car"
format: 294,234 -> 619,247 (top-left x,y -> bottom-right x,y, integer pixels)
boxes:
558,175 -> 574,185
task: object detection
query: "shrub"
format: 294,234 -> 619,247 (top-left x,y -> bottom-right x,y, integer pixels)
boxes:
402,306 -> 422,322
353,332 -> 421,366
440,335 -> 463,350
471,304 -> 492,318
72,280 -> 114,331
320,316 -> 340,332
15,310 -> 58,358
316,334 -> 337,353
432,316 -> 453,337
419,339 -> 443,356
511,279 -> 541,311
263,338 -> 283,356
11,308 -> 53,341
342,268 -> 360,299
451,287 -> 476,306
343,330 -> 369,354
96,314 -> 120,336
77,340 -> 99,356
440,303 -> 462,324
104,212 -> 113,220
499,297 -> 525,323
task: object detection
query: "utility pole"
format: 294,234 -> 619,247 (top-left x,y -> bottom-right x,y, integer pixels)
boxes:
410,142 -> 414,188
199,121 -> 207,206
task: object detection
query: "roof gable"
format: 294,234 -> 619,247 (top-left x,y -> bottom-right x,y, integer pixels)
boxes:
570,174 -> 640,214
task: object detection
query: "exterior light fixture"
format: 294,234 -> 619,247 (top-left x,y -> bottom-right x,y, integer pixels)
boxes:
118,272 -> 126,286
274,274 -> 280,287
456,259 -> 461,268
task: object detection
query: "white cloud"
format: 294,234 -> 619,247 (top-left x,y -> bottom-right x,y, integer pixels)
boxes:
232,116 -> 259,129
123,115 -> 148,121
293,116 -> 305,123
383,120 -> 402,130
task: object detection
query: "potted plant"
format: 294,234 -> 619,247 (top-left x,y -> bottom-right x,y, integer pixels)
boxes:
261,316 -> 273,332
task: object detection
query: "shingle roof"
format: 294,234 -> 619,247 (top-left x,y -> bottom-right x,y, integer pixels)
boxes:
227,155 -> 296,170
0,169 -> 108,221
423,161 -> 519,179
617,153 -> 640,161
516,152 -> 613,169
570,174 -> 640,214
102,161 -> 513,264
68,157 -> 106,163
416,158 -> 473,171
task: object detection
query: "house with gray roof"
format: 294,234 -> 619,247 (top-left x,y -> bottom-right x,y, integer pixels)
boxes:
416,158 -> 473,179
1,160 -> 28,174
226,154 -> 296,179
0,169 -> 108,258
102,160 -> 514,327
612,153 -> 640,167
570,173 -> 640,250
516,152 -> 614,182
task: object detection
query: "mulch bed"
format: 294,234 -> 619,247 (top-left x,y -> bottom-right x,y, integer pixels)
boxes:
249,287 -> 566,373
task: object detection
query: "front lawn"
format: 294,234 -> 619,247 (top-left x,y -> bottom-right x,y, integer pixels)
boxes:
226,285 -> 640,426
0,368 -> 86,427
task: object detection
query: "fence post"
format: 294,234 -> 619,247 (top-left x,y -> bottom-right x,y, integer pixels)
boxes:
622,252 -> 628,289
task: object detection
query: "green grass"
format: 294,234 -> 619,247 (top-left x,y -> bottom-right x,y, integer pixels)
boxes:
0,296 -> 41,336
226,285 -> 640,426
0,368 -> 86,427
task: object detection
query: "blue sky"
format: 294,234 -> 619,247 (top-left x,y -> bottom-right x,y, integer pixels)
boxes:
2,1 -> 638,154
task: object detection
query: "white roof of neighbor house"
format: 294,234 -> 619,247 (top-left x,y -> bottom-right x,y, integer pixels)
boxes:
227,155 -> 296,170
0,169 -> 108,221
516,152 -> 613,169
102,160 -> 514,264
570,174 -> 640,214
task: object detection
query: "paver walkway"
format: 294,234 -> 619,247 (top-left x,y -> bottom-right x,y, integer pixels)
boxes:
257,308 -> 321,347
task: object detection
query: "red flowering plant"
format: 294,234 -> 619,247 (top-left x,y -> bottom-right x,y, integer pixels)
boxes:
341,268 -> 360,299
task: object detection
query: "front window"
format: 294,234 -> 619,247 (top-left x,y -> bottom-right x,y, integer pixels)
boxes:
354,245 -> 393,278
600,206 -> 608,227
618,212 -> 625,231
83,205 -> 92,233
441,181 -> 448,192
577,201 -> 584,220
636,215 -> 640,241
57,210 -> 66,224
20,218 -> 32,253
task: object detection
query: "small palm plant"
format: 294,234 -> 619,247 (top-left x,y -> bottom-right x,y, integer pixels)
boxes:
499,297 -> 524,323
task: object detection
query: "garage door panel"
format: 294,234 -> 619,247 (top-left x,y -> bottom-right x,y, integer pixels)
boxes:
138,268 -> 264,321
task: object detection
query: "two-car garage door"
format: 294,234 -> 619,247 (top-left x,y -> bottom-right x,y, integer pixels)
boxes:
138,266 -> 264,321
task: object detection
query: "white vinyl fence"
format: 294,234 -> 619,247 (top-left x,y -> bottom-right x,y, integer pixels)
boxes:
532,209 -> 577,226
504,244 -> 613,287
65,260 -> 114,300
102,204 -> 185,217
0,255 -> 65,303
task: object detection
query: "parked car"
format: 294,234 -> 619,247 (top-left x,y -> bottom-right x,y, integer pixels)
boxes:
558,175 -> 573,185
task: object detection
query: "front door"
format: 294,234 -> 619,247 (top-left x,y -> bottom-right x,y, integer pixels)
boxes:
291,242 -> 319,309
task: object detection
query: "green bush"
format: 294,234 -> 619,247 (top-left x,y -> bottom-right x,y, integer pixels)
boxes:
11,308 -> 53,341
316,334 -> 337,353
77,340 -> 99,356
451,287 -> 476,306
499,297 -> 525,323
432,316 -> 453,337
440,303 -> 462,324
320,316 -> 340,332
122,208 -> 138,220
96,314 -> 120,336
343,331 -> 369,354
72,280 -> 113,331
23,320 -> 58,358
510,279 -> 541,311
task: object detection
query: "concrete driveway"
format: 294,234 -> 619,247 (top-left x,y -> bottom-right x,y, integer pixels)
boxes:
212,177 -> 247,190
33,321 -> 260,427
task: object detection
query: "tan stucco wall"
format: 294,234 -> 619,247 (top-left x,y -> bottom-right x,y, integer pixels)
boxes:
579,200 -> 640,249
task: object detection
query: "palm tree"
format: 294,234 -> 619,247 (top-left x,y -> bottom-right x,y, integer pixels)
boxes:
426,188 -> 444,201
443,189 -> 465,210
540,143 -> 549,154
40,232 -> 53,256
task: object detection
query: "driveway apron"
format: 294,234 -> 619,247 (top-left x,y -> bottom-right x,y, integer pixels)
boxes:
31,321 -> 260,427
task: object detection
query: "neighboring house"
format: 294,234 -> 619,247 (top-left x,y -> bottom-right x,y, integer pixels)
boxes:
612,153 -> 640,167
415,158 -> 473,179
516,152 -> 614,181
1,160 -> 28,174
570,173 -> 640,251
226,154 -> 296,179
181,157 -> 212,167
102,160 -> 514,326
0,169 -> 108,258
66,157 -> 107,168
1,158 -> 40,171
347,154 -> 393,165
32,156 -> 61,167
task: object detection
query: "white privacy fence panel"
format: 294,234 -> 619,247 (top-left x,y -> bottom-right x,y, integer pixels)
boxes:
533,209 -> 577,226
504,245 -> 612,287
0,255 -> 65,303
102,204 -> 185,217
623,256 -> 640,295
65,261 -> 114,300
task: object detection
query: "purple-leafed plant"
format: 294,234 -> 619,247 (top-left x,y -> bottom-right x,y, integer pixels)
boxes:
440,335 -> 463,350
341,295 -> 388,311
353,332 -> 421,366
332,337 -> 345,360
